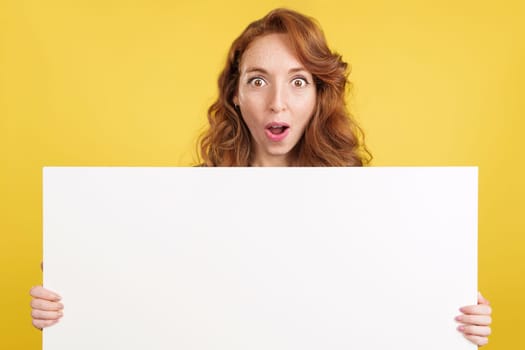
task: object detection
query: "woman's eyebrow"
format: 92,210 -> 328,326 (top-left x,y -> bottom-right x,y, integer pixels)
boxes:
288,67 -> 308,74
245,67 -> 268,75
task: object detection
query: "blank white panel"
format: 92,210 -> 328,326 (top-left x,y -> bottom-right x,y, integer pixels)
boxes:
43,167 -> 477,350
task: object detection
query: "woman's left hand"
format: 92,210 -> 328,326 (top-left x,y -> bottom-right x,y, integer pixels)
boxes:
456,292 -> 492,346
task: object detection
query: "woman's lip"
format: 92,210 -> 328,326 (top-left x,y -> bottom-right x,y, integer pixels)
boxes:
265,122 -> 290,128
265,127 -> 290,142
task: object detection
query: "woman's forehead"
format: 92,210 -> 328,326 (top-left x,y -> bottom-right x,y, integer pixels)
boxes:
239,33 -> 307,74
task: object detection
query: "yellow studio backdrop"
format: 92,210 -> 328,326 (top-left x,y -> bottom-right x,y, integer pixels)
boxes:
1,0 -> 523,348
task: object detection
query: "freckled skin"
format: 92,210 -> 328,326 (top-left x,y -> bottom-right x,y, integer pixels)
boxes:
234,33 -> 317,167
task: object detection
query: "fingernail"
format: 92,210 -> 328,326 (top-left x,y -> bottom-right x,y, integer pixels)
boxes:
457,325 -> 465,332
58,311 -> 63,317
455,315 -> 462,321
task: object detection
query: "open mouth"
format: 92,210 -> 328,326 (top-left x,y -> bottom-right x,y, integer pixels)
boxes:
265,122 -> 290,141
267,125 -> 289,135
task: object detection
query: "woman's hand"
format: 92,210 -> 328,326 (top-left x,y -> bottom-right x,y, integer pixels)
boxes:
29,286 -> 63,329
456,292 -> 492,346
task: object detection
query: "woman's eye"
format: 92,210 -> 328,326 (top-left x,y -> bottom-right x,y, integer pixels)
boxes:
249,78 -> 266,87
292,78 -> 308,88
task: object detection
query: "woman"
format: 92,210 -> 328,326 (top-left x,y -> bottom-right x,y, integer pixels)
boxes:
30,8 -> 492,346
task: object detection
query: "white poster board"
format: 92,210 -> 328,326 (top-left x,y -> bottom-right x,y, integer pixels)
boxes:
43,167 -> 477,349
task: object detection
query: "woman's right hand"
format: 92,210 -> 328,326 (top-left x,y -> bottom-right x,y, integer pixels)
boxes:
29,286 -> 63,329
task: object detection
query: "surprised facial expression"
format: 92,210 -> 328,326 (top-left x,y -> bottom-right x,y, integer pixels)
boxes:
234,33 -> 317,166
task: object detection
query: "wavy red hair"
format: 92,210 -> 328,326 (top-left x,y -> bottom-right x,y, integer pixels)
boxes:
199,8 -> 371,166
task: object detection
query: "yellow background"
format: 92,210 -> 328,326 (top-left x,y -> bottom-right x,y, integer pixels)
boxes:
1,0 -> 523,348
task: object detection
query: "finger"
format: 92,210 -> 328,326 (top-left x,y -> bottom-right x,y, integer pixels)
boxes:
458,324 -> 491,337
29,286 -> 61,301
31,309 -> 63,321
478,291 -> 490,305
455,314 -> 492,326
462,333 -> 489,346
32,318 -> 59,330
31,298 -> 64,311
459,304 -> 492,315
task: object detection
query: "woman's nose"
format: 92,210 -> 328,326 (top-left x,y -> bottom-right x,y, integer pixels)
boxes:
268,85 -> 286,113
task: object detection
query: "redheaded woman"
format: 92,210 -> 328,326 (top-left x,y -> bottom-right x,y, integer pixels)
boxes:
30,8 -> 492,346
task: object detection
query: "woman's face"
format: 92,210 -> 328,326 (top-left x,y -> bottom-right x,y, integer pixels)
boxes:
234,33 -> 317,166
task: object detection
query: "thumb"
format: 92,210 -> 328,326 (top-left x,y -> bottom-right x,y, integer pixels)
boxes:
478,291 -> 490,305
